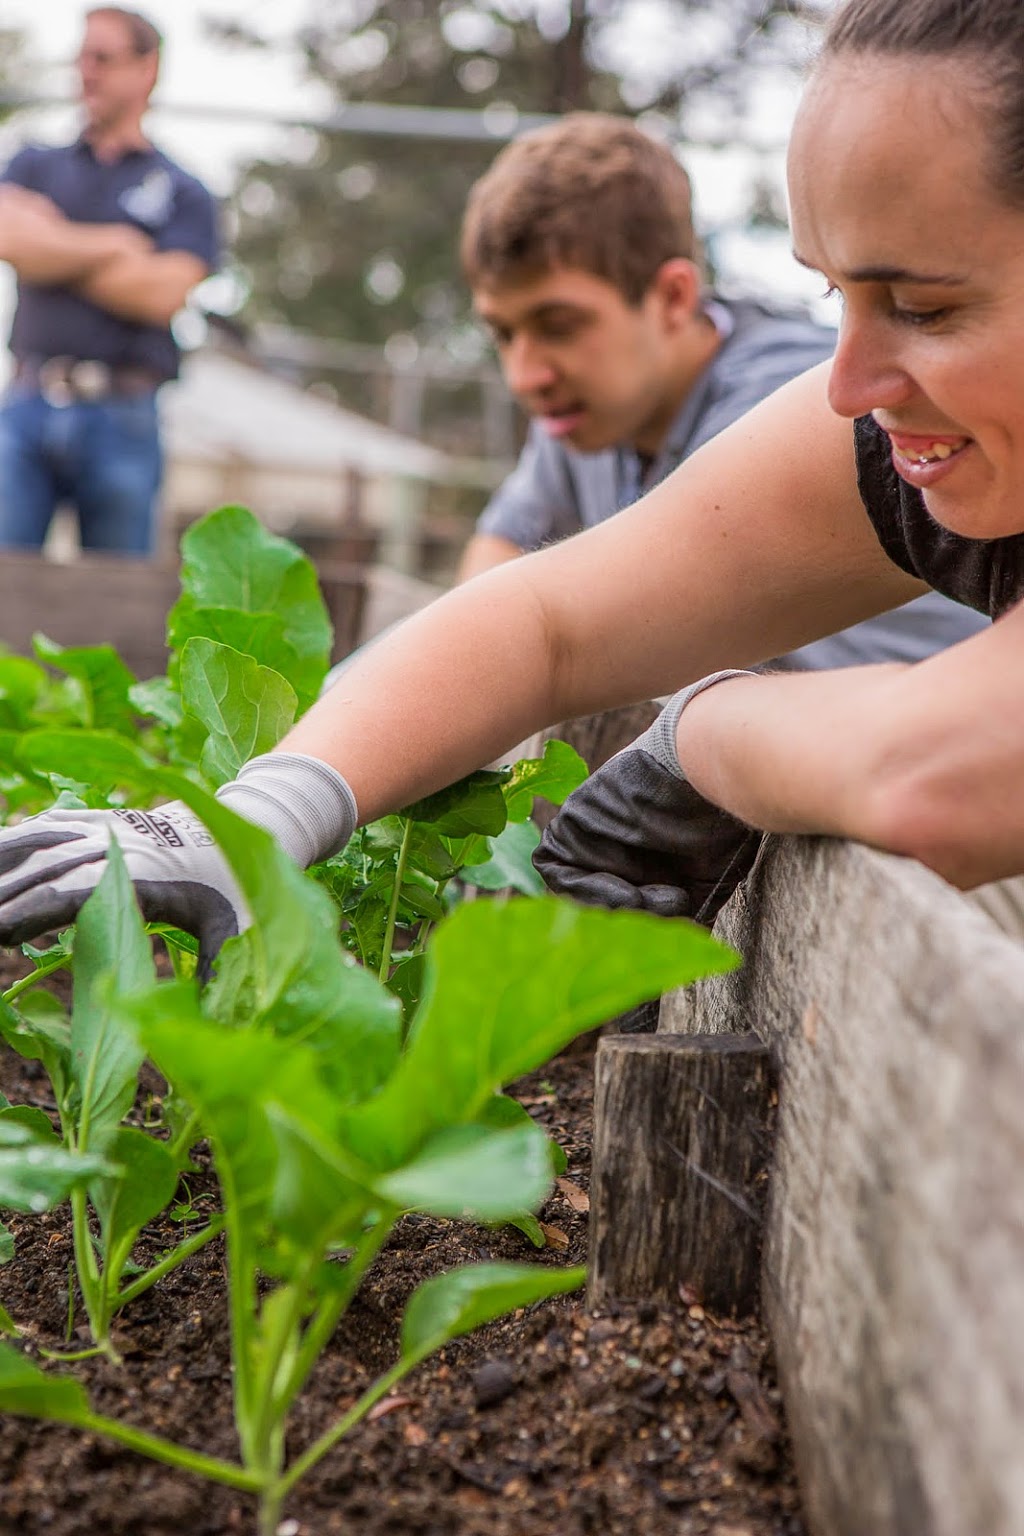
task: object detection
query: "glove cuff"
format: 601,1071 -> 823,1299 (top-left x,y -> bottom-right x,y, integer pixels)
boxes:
640,671 -> 756,780
215,752 -> 358,868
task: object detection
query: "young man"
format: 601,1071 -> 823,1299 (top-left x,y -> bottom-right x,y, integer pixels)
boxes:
457,113 -> 982,676
0,7 -> 219,555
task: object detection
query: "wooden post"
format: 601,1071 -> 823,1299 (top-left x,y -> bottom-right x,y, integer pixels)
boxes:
588,1033 -> 775,1316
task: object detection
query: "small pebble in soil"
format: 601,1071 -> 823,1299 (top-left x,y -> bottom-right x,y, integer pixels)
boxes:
471,1359 -> 518,1409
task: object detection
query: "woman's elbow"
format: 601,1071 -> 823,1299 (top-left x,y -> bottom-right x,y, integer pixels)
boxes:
853,767 -> 978,888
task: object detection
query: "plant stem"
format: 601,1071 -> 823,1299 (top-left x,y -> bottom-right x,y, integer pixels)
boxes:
378,820 -> 413,984
77,1410 -> 264,1492
1,955 -> 71,1003
275,1356 -> 412,1500
167,1108 -> 203,1165
39,1344 -> 108,1363
70,1188 -> 104,1348
116,1215 -> 225,1308
272,1215 -> 394,1419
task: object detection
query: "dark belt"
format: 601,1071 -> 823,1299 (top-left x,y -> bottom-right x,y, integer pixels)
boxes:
13,356 -> 165,406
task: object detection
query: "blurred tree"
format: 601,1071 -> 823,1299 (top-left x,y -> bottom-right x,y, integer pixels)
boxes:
0,29 -> 29,125
211,0 -> 828,444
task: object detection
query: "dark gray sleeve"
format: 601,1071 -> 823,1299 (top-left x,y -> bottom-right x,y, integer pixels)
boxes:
475,424 -> 583,551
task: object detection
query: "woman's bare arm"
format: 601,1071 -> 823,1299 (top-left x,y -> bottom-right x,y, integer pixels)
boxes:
675,601 -> 1024,890
282,364 -> 922,823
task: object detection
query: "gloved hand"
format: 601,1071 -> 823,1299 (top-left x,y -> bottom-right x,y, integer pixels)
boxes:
533,671 -> 761,927
0,753 -> 357,977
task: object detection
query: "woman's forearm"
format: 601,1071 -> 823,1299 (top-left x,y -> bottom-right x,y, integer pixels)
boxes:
673,618 -> 1024,890
673,665 -> 910,840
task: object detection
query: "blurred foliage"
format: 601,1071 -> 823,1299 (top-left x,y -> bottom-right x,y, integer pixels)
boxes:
213,1 -> 828,356
0,29 -> 28,123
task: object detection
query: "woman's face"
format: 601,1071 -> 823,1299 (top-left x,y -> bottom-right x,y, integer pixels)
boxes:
788,54 -> 1024,540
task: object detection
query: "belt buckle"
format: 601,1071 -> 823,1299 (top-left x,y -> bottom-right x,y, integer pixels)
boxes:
69,360 -> 111,402
39,357 -> 73,408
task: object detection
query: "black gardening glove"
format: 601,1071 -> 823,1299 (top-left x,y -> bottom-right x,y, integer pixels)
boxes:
0,753 -> 357,978
534,672 -> 762,928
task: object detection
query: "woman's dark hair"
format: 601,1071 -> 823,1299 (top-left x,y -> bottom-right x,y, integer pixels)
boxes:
822,0 -> 1024,205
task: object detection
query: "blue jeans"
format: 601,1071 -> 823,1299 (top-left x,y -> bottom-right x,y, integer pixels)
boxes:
0,384 -> 162,555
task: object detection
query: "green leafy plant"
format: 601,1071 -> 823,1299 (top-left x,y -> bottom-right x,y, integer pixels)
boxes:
0,842 -> 224,1357
0,753 -> 739,1533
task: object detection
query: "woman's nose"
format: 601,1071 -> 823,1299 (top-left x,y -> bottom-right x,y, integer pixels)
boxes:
827,313 -> 913,420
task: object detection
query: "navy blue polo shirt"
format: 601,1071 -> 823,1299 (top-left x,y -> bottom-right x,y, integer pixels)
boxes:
1,137 -> 220,380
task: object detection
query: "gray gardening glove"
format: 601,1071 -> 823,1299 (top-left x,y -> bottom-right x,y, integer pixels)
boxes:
0,753 -> 357,978
534,672 -> 761,927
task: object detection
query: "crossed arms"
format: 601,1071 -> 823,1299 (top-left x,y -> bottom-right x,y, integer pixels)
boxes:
0,183 -> 207,327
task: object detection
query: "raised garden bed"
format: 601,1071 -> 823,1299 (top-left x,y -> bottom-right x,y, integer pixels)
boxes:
0,951 -> 805,1536
660,834 -> 1024,1536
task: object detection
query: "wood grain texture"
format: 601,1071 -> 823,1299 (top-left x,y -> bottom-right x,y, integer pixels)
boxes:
0,551 -> 367,677
661,835 -> 1024,1536
589,1033 -> 774,1315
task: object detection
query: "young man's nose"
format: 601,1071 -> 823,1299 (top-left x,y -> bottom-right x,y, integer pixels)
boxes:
502,335 -> 559,397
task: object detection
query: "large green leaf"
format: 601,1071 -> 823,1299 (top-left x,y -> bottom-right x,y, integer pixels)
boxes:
400,1262 -> 585,1367
502,740 -> 589,823
128,677 -> 183,731
168,606 -> 320,711
179,639 -> 297,787
461,819 -> 544,894
174,507 -> 332,680
345,897 -> 740,1168
33,636 -> 138,734
265,1104 -> 377,1255
0,656 -> 50,729
90,1126 -> 180,1261
140,1006 -> 346,1253
0,1343 -> 90,1420
0,1119 -> 114,1214
70,838 -> 156,1155
16,730 -> 153,794
376,1121 -> 554,1221
0,990 -> 72,1107
401,770 -> 510,838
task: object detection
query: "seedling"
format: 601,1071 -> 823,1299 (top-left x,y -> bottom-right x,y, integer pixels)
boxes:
0,761 -> 739,1532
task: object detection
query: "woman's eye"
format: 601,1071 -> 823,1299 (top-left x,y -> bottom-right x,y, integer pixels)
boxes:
893,306 -> 950,327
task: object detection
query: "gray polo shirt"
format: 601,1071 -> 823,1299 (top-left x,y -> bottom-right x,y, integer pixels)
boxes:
477,296 -> 988,669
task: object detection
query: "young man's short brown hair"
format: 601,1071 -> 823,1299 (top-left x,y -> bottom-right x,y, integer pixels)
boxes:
461,112 -> 698,306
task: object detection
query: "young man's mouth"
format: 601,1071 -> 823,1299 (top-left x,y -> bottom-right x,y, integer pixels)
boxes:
536,405 -> 587,439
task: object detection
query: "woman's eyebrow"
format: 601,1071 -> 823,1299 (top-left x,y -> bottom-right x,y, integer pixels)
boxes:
792,251 -> 967,285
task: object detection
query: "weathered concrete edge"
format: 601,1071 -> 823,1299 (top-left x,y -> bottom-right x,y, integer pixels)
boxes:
660,835 -> 1024,1536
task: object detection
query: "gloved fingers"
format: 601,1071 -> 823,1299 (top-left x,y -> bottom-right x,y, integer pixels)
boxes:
133,878 -> 245,956
0,867 -> 104,946
0,841 -> 107,908
636,883 -> 694,919
531,857 -> 648,910
0,824 -> 90,879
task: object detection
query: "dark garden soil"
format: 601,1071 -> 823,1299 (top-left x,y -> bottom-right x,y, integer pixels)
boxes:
0,949 -> 805,1536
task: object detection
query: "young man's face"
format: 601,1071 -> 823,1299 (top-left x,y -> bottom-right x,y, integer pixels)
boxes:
472,265 -> 688,456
